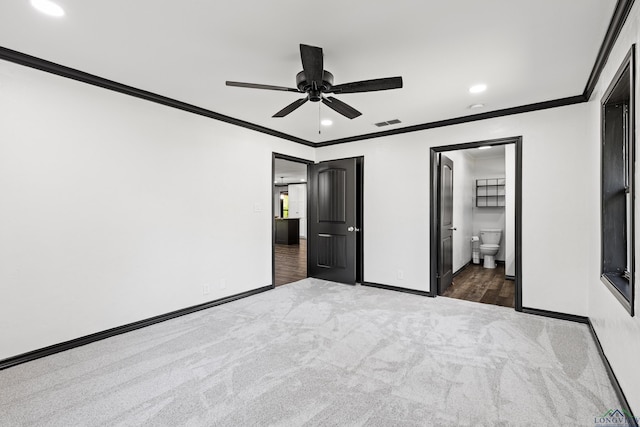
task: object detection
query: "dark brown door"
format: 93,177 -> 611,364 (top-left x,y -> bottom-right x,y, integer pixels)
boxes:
308,158 -> 357,284
438,154 -> 454,294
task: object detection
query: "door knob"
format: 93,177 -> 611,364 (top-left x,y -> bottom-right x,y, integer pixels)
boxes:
348,226 -> 355,232
448,227 -> 457,231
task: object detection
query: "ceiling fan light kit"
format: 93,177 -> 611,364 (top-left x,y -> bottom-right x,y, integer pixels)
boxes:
226,44 -> 403,120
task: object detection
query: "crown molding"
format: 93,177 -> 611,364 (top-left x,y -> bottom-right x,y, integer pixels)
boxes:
0,46 -> 313,147
314,95 -> 585,147
0,0 -> 633,147
583,0 -> 636,101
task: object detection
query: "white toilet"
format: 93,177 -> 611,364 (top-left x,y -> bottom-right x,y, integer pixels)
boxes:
479,229 -> 502,269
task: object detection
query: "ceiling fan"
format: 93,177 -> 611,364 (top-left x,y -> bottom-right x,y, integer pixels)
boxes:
226,44 -> 403,119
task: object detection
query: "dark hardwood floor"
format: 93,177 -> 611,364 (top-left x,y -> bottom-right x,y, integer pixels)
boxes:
442,263 -> 514,308
275,238 -> 307,286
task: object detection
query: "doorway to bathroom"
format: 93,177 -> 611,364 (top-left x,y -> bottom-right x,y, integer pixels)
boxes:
430,137 -> 522,311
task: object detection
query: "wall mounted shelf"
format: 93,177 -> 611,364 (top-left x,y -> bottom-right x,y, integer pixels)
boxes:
476,178 -> 505,207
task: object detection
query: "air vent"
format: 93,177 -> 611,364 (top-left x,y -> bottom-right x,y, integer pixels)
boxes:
374,119 -> 402,127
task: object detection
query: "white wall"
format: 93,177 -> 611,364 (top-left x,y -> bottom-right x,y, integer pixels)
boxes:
0,59 -> 314,360
316,103 -> 592,318
441,150 -> 474,273
472,156 -> 506,261
584,0 -> 640,412
505,145 -> 516,277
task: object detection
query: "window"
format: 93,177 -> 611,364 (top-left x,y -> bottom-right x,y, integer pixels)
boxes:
601,45 -> 635,316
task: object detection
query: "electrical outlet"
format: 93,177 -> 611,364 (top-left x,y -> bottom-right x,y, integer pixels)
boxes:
397,270 -> 404,280
253,203 -> 262,213
202,283 -> 211,295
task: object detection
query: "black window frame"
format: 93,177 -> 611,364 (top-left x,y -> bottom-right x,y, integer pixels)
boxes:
600,45 -> 636,316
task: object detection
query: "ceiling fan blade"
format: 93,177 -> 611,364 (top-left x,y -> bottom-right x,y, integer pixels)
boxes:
226,81 -> 302,93
328,76 -> 403,94
321,96 -> 362,119
300,44 -> 324,89
273,97 -> 308,118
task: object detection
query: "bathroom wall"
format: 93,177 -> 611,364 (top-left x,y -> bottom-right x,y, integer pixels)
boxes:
504,145 -> 516,277
472,154 -> 506,261
447,147 -> 514,273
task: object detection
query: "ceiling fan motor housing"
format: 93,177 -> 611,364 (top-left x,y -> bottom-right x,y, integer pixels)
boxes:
296,70 -> 334,102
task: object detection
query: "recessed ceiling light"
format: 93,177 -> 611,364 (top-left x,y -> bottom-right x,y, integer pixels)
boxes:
469,103 -> 485,109
30,0 -> 65,17
469,84 -> 487,94
321,119 -> 333,126
478,146 -> 492,150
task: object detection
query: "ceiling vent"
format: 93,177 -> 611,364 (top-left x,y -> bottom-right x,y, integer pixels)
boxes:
374,119 -> 402,127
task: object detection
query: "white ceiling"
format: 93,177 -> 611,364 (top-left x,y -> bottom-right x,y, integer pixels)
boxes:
0,0 -> 616,144
463,145 -> 506,160
274,158 -> 307,184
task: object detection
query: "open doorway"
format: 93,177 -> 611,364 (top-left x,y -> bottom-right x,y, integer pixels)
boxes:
273,154 -> 312,286
430,137 -> 522,311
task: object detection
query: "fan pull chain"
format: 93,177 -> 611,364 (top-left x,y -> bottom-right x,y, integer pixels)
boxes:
318,102 -> 321,135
